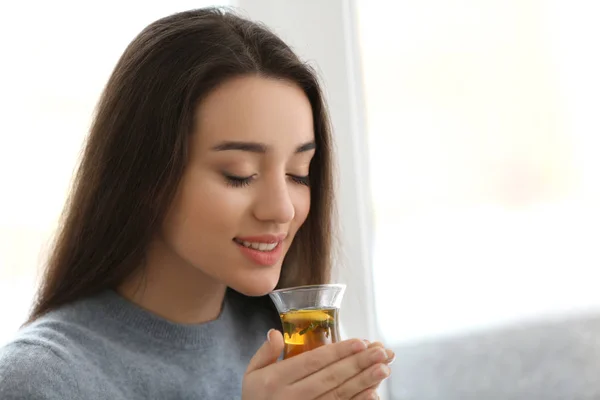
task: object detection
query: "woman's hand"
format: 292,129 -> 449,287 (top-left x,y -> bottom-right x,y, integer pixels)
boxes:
242,330 -> 394,400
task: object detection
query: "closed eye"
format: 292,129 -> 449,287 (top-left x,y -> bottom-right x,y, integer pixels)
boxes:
224,173 -> 309,187
289,174 -> 310,186
224,174 -> 254,188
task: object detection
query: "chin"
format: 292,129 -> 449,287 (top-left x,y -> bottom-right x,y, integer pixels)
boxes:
229,272 -> 280,297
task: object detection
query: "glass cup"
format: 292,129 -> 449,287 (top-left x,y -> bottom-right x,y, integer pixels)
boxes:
269,284 -> 346,359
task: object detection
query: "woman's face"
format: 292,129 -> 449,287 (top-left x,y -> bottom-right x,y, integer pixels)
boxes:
161,76 -> 315,296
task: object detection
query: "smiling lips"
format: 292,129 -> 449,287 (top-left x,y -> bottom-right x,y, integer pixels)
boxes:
234,234 -> 286,266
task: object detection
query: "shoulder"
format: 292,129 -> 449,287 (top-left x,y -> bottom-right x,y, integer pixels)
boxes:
0,334 -> 81,399
0,305 -> 103,400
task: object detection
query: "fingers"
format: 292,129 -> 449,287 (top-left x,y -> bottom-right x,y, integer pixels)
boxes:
275,338 -> 368,383
328,363 -> 389,399
245,329 -> 284,373
367,341 -> 395,365
350,386 -> 380,400
293,345 -> 391,398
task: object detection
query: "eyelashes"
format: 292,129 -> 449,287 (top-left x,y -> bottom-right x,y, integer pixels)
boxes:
224,174 -> 253,188
224,174 -> 310,188
289,174 -> 310,186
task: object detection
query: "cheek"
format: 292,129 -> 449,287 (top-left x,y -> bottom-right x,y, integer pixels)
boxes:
162,173 -> 248,254
292,187 -> 311,228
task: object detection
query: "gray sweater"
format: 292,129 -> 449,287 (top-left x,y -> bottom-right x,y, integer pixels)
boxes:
0,289 -> 280,399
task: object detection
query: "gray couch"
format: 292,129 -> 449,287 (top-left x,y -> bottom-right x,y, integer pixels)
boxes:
388,312 -> 600,399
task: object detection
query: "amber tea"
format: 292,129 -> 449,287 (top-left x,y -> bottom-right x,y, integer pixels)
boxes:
269,284 -> 346,360
281,308 -> 341,359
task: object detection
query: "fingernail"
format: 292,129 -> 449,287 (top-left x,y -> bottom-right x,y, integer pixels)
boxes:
386,349 -> 396,364
374,364 -> 390,379
370,348 -> 388,363
367,390 -> 378,400
266,329 -> 274,342
352,340 -> 367,352
363,339 -> 371,345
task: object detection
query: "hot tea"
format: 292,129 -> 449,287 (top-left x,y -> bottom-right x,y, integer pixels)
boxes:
269,284 -> 346,359
280,308 -> 341,359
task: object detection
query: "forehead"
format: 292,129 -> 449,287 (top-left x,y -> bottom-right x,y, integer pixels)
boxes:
194,75 -> 314,149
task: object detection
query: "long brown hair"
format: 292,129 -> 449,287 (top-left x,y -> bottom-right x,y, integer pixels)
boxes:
28,7 -> 335,323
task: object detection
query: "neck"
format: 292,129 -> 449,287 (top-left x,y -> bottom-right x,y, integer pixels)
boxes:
118,238 -> 226,324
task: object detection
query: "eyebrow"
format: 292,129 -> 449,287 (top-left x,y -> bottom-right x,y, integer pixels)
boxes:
212,140 -> 316,153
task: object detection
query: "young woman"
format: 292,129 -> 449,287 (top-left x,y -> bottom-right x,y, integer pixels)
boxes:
0,8 -> 393,399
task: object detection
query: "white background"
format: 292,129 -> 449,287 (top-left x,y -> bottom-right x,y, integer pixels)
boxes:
357,0 -> 600,344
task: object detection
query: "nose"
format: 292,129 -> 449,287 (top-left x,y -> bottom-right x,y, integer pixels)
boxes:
253,176 -> 295,224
